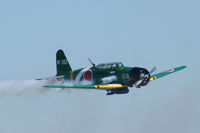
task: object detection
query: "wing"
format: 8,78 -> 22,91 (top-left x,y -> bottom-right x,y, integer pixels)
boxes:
44,84 -> 128,90
150,66 -> 186,81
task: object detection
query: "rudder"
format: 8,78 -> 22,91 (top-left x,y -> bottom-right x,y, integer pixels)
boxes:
56,49 -> 72,76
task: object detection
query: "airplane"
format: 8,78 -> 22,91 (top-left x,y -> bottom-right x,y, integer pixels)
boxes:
39,49 -> 186,95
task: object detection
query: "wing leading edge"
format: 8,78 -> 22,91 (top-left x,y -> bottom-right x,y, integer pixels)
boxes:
44,84 -> 128,90
150,66 -> 186,81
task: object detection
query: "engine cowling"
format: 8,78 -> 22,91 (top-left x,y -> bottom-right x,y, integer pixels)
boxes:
128,67 -> 150,87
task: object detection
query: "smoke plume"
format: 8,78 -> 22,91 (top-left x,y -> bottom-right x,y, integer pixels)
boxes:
0,79 -> 47,98
0,79 -> 95,97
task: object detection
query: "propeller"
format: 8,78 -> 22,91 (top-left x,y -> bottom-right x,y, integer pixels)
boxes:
149,66 -> 156,75
133,66 -> 156,88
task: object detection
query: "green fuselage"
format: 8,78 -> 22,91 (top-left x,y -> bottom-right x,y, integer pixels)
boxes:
63,66 -> 133,86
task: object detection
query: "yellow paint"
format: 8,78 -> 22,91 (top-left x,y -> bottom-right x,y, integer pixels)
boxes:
150,77 -> 157,81
70,70 -> 75,80
95,84 -> 128,89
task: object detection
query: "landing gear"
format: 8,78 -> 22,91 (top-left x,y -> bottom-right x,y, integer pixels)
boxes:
106,90 -> 114,95
106,88 -> 129,95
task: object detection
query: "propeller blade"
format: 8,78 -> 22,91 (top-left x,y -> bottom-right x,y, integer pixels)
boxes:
133,78 -> 144,88
149,66 -> 156,75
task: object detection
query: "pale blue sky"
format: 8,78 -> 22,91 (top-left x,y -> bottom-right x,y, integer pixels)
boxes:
0,0 -> 199,133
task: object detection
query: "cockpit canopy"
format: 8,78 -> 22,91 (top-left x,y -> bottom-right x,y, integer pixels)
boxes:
96,62 -> 124,70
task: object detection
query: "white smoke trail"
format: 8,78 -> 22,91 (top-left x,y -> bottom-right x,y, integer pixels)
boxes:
0,79 -> 48,98
55,80 -> 94,93
0,79 -> 96,98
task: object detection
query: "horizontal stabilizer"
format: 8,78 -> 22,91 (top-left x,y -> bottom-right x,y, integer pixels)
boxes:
36,75 -> 64,81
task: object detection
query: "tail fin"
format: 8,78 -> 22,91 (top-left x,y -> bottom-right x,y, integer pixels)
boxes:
56,49 -> 72,76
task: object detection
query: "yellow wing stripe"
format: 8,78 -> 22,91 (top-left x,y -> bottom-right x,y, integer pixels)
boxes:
150,77 -> 157,81
94,84 -> 128,89
70,70 -> 75,80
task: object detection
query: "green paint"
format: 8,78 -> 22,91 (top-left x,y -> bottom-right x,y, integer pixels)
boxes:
44,85 -> 95,89
56,49 -> 72,76
151,66 -> 187,79
41,49 -> 187,95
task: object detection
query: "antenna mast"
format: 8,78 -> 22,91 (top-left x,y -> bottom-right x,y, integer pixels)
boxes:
88,58 -> 96,68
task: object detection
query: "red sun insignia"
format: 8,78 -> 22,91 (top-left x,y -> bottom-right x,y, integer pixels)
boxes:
84,70 -> 93,81
165,69 -> 174,72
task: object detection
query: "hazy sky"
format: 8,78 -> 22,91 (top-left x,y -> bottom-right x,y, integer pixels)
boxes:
0,0 -> 199,133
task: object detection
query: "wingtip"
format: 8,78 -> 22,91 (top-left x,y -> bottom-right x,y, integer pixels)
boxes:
173,65 -> 187,72
180,65 -> 187,69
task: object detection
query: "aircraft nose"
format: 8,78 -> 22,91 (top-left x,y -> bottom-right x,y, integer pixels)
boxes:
129,67 -> 150,87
